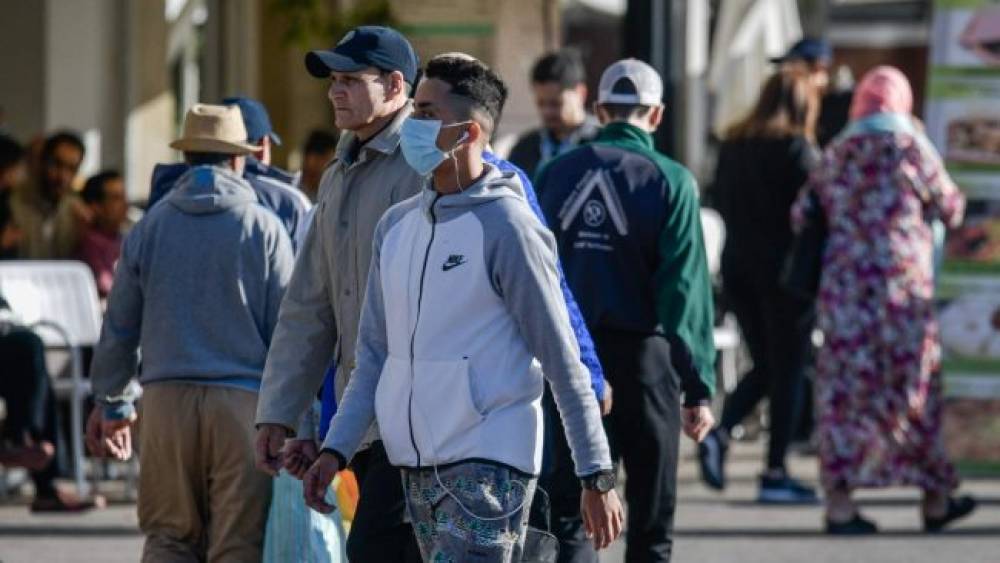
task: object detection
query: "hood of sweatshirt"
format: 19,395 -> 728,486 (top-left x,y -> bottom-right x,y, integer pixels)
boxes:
419,163 -> 526,223
166,165 -> 257,215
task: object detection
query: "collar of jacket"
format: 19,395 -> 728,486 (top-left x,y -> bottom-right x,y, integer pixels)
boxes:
15,178 -> 60,215
418,163 -> 525,223
594,122 -> 655,152
244,155 -> 296,185
541,113 -> 601,146
334,100 -> 413,165
167,165 -> 257,215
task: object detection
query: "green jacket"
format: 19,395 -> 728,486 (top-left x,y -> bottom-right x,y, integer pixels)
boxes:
534,122 -> 716,404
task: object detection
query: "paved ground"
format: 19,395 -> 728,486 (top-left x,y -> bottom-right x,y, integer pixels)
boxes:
1,440 -> 997,562
601,441 -> 1000,562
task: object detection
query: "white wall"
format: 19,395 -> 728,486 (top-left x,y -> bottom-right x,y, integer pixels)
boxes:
45,0 -> 124,175
0,0 -> 47,141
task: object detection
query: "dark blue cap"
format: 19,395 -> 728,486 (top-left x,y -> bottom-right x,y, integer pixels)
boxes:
221,96 -> 281,146
305,26 -> 418,85
771,38 -> 832,65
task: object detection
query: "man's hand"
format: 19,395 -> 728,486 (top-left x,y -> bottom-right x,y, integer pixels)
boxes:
581,489 -> 624,550
86,406 -> 136,460
600,383 -> 613,417
682,405 -> 715,442
255,424 -> 291,476
302,451 -> 341,513
103,417 -> 134,461
283,439 -> 319,480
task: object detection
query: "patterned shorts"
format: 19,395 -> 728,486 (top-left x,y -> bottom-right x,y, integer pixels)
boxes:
402,462 -> 537,563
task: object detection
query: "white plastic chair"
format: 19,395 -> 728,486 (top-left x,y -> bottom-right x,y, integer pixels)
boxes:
701,208 -> 725,277
0,260 -> 102,495
701,209 -> 742,393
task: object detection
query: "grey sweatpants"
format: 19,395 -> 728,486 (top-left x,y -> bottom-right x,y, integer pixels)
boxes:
402,461 -> 537,563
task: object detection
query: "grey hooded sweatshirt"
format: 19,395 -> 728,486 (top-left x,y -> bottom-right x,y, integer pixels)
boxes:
91,166 -> 294,417
323,164 -> 612,477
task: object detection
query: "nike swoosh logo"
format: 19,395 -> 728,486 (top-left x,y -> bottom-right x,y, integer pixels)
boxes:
442,258 -> 467,271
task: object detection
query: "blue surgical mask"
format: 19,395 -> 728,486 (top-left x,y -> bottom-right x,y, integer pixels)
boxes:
400,117 -> 469,176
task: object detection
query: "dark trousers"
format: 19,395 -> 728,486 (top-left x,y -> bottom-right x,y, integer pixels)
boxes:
0,327 -> 62,497
347,440 -> 422,563
596,330 -> 680,563
720,276 -> 813,470
532,385 -> 599,563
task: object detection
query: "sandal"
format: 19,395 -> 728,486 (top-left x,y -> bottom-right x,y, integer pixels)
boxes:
30,491 -> 104,514
923,496 -> 977,533
825,513 -> 878,535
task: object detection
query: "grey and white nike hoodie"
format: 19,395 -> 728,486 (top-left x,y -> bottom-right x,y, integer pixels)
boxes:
322,163 -> 612,477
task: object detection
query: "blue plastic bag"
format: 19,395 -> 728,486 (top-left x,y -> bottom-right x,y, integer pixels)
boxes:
263,400 -> 346,563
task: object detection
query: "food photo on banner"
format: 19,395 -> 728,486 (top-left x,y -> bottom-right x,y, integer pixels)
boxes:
926,0 -> 1000,475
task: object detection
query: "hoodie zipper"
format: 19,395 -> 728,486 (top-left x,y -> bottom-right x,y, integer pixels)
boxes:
408,193 -> 442,466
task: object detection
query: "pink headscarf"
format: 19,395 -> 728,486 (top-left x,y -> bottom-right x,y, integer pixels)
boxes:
849,66 -> 914,120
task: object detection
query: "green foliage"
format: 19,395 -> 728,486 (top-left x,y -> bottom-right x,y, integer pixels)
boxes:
268,0 -> 397,48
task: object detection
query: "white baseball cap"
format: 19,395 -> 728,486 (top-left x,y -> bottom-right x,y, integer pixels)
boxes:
597,58 -> 663,106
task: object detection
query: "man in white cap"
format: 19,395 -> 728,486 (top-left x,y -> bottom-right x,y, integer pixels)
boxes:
86,103 -> 295,562
534,59 -> 717,562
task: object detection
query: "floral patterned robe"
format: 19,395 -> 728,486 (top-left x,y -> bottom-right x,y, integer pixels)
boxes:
793,131 -> 966,492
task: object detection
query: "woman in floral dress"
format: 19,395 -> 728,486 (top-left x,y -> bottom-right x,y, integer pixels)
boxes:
793,66 -> 976,534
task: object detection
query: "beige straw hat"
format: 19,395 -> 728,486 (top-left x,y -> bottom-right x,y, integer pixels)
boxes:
170,104 -> 262,155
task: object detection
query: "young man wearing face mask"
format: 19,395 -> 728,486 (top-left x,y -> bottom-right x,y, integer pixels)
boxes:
432,53 -> 613,563
301,56 -> 623,563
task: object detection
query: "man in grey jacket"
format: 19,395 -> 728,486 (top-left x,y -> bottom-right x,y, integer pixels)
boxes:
253,25 -> 426,562
86,104 -> 294,562
302,55 -> 623,563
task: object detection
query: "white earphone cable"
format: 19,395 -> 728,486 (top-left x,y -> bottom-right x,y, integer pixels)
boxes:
410,391 -> 530,522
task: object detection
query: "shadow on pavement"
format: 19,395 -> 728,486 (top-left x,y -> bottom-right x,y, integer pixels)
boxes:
0,525 -> 141,537
673,526 -> 1000,538
715,496 -> 1000,509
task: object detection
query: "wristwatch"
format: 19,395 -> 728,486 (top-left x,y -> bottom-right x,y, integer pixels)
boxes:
581,470 -> 616,493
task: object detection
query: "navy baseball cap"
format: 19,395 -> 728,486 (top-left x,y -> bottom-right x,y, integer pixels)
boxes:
305,26 -> 418,84
771,38 -> 832,65
221,96 -> 281,146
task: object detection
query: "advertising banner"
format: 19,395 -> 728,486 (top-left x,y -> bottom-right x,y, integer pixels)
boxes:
926,0 -> 1000,472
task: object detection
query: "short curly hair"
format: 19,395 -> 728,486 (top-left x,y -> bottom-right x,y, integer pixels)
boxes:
423,57 -> 509,136
81,170 -> 121,205
531,49 -> 585,89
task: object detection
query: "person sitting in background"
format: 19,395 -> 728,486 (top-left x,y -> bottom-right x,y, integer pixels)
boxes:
296,129 -> 339,203
76,171 -> 127,298
0,189 -> 22,259
86,104 -> 294,560
0,190 -> 97,512
0,134 -> 27,193
149,96 -> 312,248
793,66 -> 974,534
698,69 -> 821,504
10,130 -> 88,259
507,49 -> 599,180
